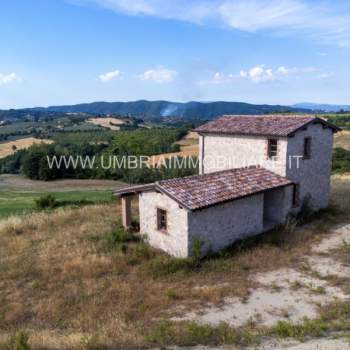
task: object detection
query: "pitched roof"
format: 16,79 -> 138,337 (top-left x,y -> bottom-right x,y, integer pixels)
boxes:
195,114 -> 340,137
113,183 -> 156,196
114,166 -> 293,211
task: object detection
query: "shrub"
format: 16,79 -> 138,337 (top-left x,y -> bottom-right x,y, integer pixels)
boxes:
343,240 -> 350,254
333,147 -> 350,173
104,227 -> 140,252
268,318 -> 329,340
108,227 -> 135,243
145,320 -> 252,347
79,335 -> 101,350
132,242 -> 154,260
35,194 -> 57,210
6,331 -> 31,350
145,255 -> 193,278
191,236 -> 204,267
165,288 -> 181,301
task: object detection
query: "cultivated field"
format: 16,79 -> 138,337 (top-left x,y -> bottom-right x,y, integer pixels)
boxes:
0,137 -> 53,159
87,117 -> 126,131
334,130 -> 350,150
176,131 -> 199,153
0,176 -> 350,349
0,174 -> 126,218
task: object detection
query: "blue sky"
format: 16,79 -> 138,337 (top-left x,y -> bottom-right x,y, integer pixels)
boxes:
1,0 -> 350,109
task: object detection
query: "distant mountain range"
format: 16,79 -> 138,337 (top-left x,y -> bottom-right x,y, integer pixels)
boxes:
1,100 -> 349,122
23,100 -> 308,120
292,103 -> 350,112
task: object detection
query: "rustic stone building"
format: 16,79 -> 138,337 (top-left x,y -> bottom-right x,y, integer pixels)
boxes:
115,115 -> 339,257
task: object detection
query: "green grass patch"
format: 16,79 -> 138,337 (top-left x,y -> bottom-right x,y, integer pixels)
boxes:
0,190 -> 113,218
145,320 -> 255,347
265,301 -> 350,340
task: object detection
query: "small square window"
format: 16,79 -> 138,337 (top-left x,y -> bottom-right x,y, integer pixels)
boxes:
268,139 -> 278,159
157,208 -> 167,232
303,137 -> 312,159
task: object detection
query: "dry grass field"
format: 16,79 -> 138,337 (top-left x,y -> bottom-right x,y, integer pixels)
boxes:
87,117 -> 126,131
334,130 -> 350,150
0,176 -> 350,349
0,138 -> 53,159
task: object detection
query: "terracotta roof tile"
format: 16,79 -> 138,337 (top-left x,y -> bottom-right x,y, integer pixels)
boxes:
195,114 -> 338,137
157,166 -> 293,210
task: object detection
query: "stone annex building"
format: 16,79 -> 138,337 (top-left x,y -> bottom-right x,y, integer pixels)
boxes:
115,115 -> 340,257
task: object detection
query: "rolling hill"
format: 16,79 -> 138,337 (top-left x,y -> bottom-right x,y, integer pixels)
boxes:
1,100 -> 310,121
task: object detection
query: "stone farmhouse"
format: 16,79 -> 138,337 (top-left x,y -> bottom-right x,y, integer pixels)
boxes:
115,115 -> 340,257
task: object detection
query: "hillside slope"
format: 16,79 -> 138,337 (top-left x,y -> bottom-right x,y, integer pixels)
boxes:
0,177 -> 349,349
20,100 -> 310,120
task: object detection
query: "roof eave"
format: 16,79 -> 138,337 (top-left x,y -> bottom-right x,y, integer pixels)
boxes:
196,130 -> 288,138
189,182 -> 294,212
113,183 -> 156,197
157,180 -> 294,212
287,117 -> 342,137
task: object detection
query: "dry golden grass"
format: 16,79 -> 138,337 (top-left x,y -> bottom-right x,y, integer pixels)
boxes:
334,130 -> 350,150
0,178 -> 349,348
149,132 -> 199,166
87,117 -> 126,131
0,138 -> 53,159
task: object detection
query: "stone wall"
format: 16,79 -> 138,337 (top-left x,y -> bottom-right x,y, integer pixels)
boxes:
199,122 -> 334,210
199,133 -> 288,176
263,185 -> 294,228
187,194 -> 264,255
286,123 -> 333,210
139,191 -> 190,257
139,186 -> 293,257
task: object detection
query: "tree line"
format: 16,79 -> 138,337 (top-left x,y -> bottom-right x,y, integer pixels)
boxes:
0,125 -> 198,183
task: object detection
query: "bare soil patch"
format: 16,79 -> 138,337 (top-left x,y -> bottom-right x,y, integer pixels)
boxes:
176,224 -> 350,328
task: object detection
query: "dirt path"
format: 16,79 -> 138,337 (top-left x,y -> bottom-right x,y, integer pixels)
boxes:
253,338 -> 350,349
176,224 -> 350,329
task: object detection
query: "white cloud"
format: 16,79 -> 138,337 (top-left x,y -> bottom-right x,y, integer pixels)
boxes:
0,72 -> 21,85
75,0 -> 350,46
99,69 -> 122,82
138,67 -> 177,83
277,66 -> 289,75
198,71 -> 238,85
201,64 -> 331,85
240,65 -> 275,83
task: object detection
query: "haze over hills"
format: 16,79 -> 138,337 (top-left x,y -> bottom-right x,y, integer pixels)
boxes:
292,103 -> 350,112
1,100 -> 310,121
2,100 -> 349,122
